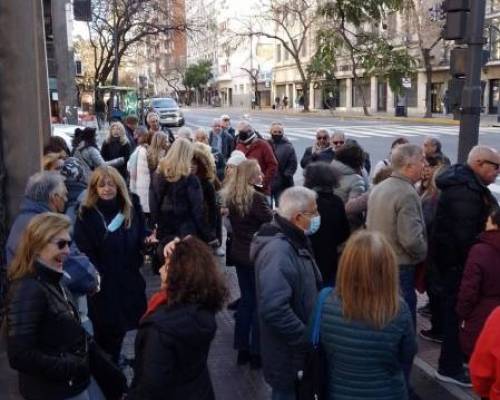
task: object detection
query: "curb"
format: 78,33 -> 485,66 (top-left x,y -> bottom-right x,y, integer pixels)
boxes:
413,356 -> 479,400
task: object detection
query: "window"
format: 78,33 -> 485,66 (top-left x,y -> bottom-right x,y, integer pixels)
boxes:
301,38 -> 307,57
406,75 -> 418,107
239,84 -> 244,93
75,60 -> 82,76
277,44 -> 282,62
284,43 -> 289,60
490,18 -> 500,60
234,85 -> 238,93
490,0 -> 500,13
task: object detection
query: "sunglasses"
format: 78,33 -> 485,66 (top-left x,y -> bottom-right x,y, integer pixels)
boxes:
483,160 -> 500,170
272,131 -> 283,134
333,141 -> 345,145
52,239 -> 72,250
317,136 -> 328,140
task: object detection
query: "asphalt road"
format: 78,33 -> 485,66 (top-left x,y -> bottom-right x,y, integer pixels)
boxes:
182,107 -> 500,197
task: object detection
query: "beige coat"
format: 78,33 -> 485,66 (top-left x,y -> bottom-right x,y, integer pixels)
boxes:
366,172 -> 427,265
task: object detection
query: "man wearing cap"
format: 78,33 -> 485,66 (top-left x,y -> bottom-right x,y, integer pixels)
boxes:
235,121 -> 278,197
221,114 -> 236,138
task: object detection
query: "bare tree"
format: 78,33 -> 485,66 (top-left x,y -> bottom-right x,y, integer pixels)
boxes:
240,0 -> 318,112
404,0 -> 445,117
86,0 -> 187,94
241,65 -> 261,109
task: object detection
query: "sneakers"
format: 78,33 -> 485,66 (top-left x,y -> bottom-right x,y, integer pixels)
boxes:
419,329 -> 444,344
435,369 -> 472,387
418,303 -> 431,319
215,247 -> 225,257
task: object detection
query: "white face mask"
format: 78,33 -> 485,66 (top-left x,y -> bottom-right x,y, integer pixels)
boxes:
305,215 -> 321,236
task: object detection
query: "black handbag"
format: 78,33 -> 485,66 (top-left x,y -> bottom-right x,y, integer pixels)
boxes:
88,337 -> 128,400
295,287 -> 333,400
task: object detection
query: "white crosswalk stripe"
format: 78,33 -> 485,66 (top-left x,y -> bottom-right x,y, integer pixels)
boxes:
280,124 -> 500,140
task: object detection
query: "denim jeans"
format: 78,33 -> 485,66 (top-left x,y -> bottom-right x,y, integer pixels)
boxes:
272,387 -> 296,400
399,265 -> 416,397
399,266 -> 417,327
234,265 -> 260,354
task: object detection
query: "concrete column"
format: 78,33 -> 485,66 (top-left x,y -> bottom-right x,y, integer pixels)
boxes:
387,84 -> 395,113
0,0 -> 51,224
370,76 -> 377,113
52,0 -> 78,123
417,71 -> 427,114
309,81 -> 315,110
346,78 -> 353,110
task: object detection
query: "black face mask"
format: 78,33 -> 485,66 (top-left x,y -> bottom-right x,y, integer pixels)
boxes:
238,131 -> 250,141
271,135 -> 283,143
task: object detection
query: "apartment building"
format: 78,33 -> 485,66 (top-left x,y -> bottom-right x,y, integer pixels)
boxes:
269,0 -> 500,116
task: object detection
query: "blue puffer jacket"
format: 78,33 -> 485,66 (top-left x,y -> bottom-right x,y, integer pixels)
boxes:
319,293 -> 417,400
4,198 -> 98,296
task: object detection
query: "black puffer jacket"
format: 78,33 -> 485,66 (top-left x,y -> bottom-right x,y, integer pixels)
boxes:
129,303 -> 217,400
6,262 -> 90,400
432,164 -> 498,275
268,137 -> 298,194
101,139 -> 131,180
149,173 -> 215,243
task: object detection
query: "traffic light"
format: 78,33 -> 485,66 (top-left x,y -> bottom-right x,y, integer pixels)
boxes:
443,0 -> 470,40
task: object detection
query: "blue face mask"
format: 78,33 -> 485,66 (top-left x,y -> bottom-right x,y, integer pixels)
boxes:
305,215 -> 321,236
107,213 -> 125,232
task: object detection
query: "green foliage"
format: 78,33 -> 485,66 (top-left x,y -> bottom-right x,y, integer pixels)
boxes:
183,60 -> 213,89
360,38 -> 416,95
309,0 -> 415,95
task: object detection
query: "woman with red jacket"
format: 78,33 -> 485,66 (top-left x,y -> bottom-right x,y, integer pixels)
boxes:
457,207 -> 500,358
469,306 -> 500,399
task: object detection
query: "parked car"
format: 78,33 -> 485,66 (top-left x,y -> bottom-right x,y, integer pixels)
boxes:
150,97 -> 185,127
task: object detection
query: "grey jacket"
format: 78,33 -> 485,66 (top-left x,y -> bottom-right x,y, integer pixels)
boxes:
250,214 -> 322,390
331,159 -> 368,203
366,172 -> 427,265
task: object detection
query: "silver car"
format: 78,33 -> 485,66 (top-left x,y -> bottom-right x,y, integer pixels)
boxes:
151,97 -> 185,127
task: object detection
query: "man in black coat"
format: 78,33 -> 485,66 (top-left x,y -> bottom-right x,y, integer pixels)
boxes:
433,145 -> 499,387
124,115 -> 138,151
300,128 -> 335,168
268,122 -> 298,206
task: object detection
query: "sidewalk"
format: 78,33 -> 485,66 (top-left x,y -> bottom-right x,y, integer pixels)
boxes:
0,265 -> 480,400
188,105 -> 500,127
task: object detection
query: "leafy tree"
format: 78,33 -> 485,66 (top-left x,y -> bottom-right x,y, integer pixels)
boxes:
310,0 -> 416,116
183,60 -> 213,104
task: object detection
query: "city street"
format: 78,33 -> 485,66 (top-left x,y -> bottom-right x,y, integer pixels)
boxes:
183,107 -> 500,198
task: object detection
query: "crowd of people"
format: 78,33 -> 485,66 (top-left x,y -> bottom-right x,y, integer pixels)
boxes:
1,110 -> 500,400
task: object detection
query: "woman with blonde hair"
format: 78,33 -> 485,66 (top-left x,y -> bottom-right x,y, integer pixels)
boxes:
316,230 -> 417,400
147,131 -> 170,173
5,213 -> 114,399
74,165 -> 152,362
42,151 -> 65,171
221,159 -> 272,368
149,138 -> 216,269
101,122 -> 131,180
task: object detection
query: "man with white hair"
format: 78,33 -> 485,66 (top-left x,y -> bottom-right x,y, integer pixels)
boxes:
367,144 -> 427,323
331,130 -> 346,151
251,187 -> 322,399
176,126 -> 193,141
431,145 -> 499,387
209,117 -> 234,179
236,120 -> 278,196
300,128 -> 335,169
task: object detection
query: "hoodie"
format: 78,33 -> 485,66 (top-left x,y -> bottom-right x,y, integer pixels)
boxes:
129,303 -> 216,400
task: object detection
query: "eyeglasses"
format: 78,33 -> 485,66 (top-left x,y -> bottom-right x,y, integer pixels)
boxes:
222,118 -> 230,122
483,160 -> 500,170
333,141 -> 345,145
52,239 -> 72,250
272,131 -> 283,134
317,136 -> 328,140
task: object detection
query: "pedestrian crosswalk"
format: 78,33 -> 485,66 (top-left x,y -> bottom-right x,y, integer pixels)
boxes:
281,124 -> 500,140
